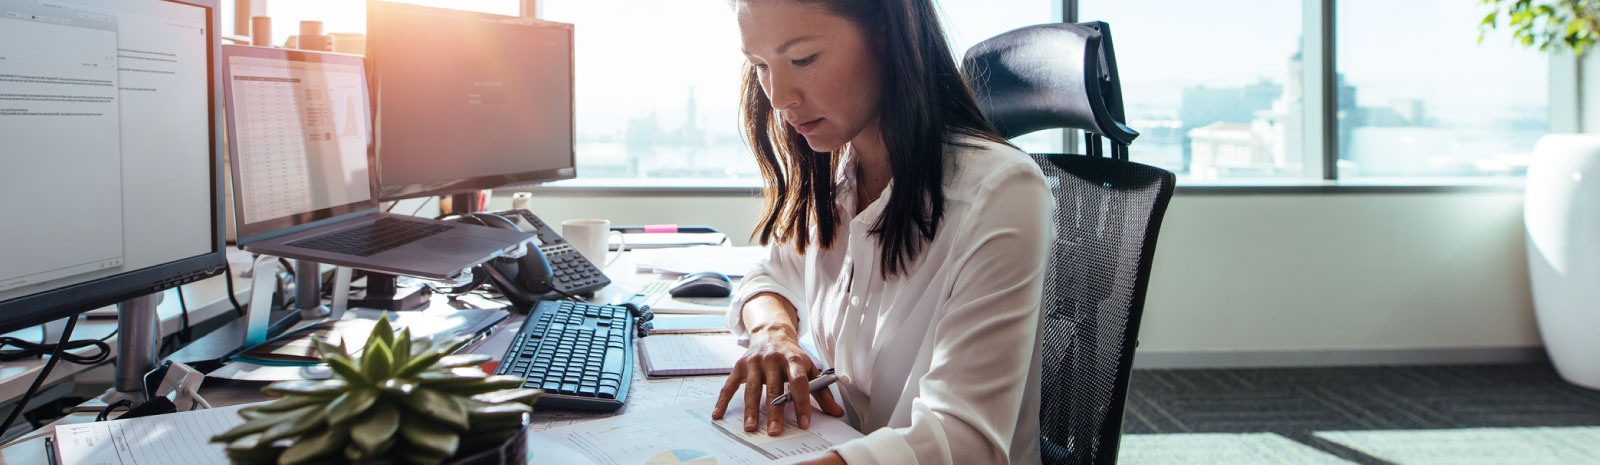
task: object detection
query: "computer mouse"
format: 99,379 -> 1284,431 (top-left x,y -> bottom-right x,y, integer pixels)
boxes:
668,271 -> 733,298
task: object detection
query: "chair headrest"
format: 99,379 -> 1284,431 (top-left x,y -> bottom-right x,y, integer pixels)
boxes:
962,22 -> 1137,145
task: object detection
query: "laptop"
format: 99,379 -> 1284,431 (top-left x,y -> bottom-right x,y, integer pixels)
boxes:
220,45 -> 533,280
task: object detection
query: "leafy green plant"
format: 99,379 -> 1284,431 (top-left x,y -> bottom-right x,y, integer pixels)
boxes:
211,315 -> 540,465
1479,0 -> 1600,56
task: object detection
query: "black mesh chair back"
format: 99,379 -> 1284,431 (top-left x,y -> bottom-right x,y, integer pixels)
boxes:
964,22 -> 1176,465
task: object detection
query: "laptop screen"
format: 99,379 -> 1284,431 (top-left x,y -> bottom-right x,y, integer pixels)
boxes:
221,46 -> 376,242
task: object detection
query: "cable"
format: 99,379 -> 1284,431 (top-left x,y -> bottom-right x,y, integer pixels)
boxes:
411,198 -> 429,217
546,285 -> 584,302
96,399 -> 132,421
98,327 -> 118,343
0,314 -> 80,435
176,286 -> 192,344
0,333 -> 110,364
223,262 -> 247,317
385,200 -> 398,213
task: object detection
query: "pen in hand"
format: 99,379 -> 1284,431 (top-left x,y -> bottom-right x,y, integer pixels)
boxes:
771,368 -> 838,406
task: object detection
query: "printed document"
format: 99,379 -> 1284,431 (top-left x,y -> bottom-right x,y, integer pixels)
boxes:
532,396 -> 863,464
54,402 -> 258,465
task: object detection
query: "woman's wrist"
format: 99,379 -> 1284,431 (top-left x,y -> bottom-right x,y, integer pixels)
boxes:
748,322 -> 798,344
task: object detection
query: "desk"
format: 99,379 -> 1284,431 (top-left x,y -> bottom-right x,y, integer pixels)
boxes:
0,249 -> 735,464
0,249 -> 256,427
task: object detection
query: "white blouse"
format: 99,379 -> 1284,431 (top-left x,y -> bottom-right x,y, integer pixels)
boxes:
726,136 -> 1053,465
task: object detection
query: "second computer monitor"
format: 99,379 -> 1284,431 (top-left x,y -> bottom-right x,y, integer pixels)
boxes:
367,2 -> 575,201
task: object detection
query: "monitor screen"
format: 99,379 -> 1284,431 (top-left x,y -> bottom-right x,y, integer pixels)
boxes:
221,47 -> 376,242
367,2 -> 576,201
0,0 -> 225,333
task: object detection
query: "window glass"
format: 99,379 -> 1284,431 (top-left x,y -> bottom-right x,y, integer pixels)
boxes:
1336,0 -> 1548,178
541,0 -> 1063,184
258,1 -> 517,48
1080,1 -> 1308,180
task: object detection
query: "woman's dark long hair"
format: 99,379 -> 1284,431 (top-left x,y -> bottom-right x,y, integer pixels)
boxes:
742,0 -> 1007,277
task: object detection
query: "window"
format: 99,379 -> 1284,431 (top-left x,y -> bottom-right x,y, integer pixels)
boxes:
539,0 -> 1064,185
227,0 -> 1555,186
1080,0 -> 1308,181
254,1 -> 517,49
1336,0 -> 1548,179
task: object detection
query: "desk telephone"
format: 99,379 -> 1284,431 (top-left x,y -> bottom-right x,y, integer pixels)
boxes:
455,209 -> 611,310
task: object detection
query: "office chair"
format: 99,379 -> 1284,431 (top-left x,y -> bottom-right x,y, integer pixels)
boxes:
963,22 -> 1175,465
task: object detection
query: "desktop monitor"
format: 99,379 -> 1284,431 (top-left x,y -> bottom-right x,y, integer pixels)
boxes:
0,0 -> 226,334
366,1 -> 576,201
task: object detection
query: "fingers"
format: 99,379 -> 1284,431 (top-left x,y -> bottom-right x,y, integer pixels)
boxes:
712,363 -> 744,419
743,360 -> 763,432
762,354 -> 786,435
789,363 -> 812,429
815,384 -> 846,417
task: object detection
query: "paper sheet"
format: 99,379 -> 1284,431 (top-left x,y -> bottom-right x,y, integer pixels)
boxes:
640,334 -> 745,376
651,246 -> 766,277
54,403 -> 258,465
532,396 -> 862,465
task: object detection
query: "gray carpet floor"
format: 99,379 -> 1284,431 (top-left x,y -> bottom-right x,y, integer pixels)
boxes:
1120,363 -> 1600,464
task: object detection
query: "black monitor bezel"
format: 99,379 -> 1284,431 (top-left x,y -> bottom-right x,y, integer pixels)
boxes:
366,1 -> 577,201
0,0 -> 227,334
219,45 -> 379,244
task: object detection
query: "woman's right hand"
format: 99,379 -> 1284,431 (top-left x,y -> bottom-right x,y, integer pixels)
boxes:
712,326 -> 845,436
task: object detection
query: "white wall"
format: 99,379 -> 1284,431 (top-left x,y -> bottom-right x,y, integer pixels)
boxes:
498,189 -> 1540,364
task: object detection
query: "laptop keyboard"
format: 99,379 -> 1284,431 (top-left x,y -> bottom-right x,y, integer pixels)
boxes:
286,217 -> 451,257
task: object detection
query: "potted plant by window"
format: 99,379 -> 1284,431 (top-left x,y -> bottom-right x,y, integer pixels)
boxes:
1482,0 -> 1600,389
211,316 -> 540,464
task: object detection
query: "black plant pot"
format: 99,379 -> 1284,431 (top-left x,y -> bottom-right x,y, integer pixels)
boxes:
448,425 -> 530,465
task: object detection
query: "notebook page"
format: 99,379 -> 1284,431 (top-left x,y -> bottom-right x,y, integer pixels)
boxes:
55,402 -> 257,465
641,334 -> 745,376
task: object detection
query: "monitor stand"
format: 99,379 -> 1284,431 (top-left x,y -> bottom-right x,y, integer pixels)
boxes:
111,292 -> 163,398
293,259 -> 330,320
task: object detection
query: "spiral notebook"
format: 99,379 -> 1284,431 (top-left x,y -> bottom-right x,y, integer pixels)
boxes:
639,334 -> 745,376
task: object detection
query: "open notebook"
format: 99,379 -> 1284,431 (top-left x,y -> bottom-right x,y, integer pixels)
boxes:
639,334 -> 745,376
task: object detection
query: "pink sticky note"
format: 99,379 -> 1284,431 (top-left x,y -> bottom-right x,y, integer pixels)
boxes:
644,224 -> 678,233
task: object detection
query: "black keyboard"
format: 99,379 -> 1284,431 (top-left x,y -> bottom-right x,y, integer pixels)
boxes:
495,300 -> 634,411
287,217 -> 451,257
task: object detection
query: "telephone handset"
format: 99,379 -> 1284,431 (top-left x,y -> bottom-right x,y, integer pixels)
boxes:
456,210 -> 612,310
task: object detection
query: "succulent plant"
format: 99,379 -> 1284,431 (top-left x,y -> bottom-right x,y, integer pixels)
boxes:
211,315 -> 540,465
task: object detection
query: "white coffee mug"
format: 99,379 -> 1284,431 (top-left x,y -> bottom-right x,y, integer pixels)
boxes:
562,218 -> 624,267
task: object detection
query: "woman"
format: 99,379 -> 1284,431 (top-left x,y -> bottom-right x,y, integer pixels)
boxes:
711,0 -> 1053,464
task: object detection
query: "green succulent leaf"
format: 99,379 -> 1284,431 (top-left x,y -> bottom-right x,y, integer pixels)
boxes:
327,388 -> 380,425
399,387 -> 470,432
351,401 -> 401,455
379,379 -> 417,396
223,432 -> 267,451
439,375 -> 526,395
434,354 -> 492,369
214,409 -> 296,443
247,395 -> 328,414
465,398 -> 532,418
470,388 -> 542,406
372,314 -> 396,346
397,415 -> 460,459
415,369 -> 488,390
392,328 -> 413,366
324,352 -> 370,386
258,405 -> 328,443
278,423 -> 350,465
363,341 -> 395,380
263,379 -> 347,397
